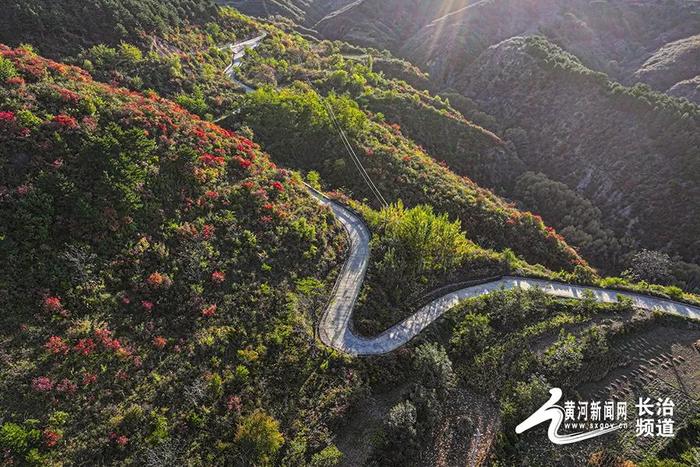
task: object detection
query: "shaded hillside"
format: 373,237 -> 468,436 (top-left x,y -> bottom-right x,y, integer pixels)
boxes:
669,75 -> 700,105
232,23 -> 525,189
0,45 -> 356,465
231,0 -> 700,277
404,0 -> 700,87
218,0 -> 354,26
461,36 -> 700,265
0,0 -> 218,57
313,0 -> 471,51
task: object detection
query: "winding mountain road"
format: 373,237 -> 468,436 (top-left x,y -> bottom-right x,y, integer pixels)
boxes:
221,36 -> 700,357
222,33 -> 266,92
312,189 -> 700,356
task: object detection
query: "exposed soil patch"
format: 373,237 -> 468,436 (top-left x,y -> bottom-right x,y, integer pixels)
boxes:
334,385 -> 407,467
424,389 -> 499,467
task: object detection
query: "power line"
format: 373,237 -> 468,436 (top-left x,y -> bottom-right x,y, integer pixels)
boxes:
321,98 -> 388,208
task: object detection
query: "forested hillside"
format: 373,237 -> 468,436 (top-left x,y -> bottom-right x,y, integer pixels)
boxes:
461,36 -> 700,267
234,0 -> 700,281
218,0 -> 354,27
0,0 -> 218,57
279,0 -> 700,88
0,44 -> 355,465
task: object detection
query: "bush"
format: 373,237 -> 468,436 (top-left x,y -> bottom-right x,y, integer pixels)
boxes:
541,332 -> 584,387
451,312 -> 492,357
413,342 -> 456,396
235,410 -> 284,465
0,56 -> 17,81
0,422 -> 32,453
310,445 -> 343,466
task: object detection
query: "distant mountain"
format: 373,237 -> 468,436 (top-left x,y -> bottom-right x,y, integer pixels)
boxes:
313,0 -> 471,51
218,0 -> 355,26
253,0 -> 700,91
401,0 -> 700,86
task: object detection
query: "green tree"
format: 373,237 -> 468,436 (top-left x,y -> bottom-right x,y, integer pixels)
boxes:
0,56 -> 17,81
376,400 -> 419,465
310,445 -> 343,466
235,410 -> 284,465
413,342 -> 456,396
371,202 -> 471,301
450,312 -> 492,357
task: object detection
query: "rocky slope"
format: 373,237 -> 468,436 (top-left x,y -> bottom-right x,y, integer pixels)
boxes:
633,34 -> 700,95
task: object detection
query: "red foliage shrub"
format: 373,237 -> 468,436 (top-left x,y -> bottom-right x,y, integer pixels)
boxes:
234,155 -> 252,169
56,87 -> 81,103
0,111 -> 15,122
52,114 -> 79,129
43,296 -> 63,312
94,328 -> 122,352
74,338 -> 96,356
226,395 -> 242,413
201,304 -> 217,317
152,336 -> 167,349
82,372 -> 97,386
32,376 -> 54,392
45,336 -> 69,355
56,378 -> 78,395
201,224 -> 215,240
43,430 -> 62,448
109,432 -> 129,447
211,271 -> 225,283
271,181 -> 284,192
199,153 -> 225,167
6,76 -> 25,86
146,272 -> 170,288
